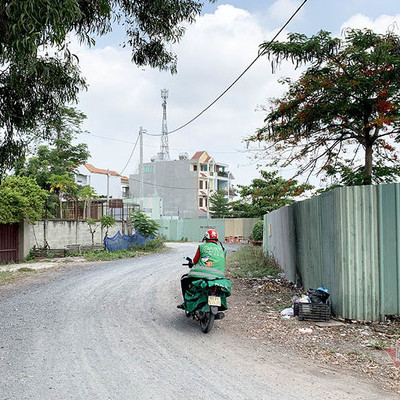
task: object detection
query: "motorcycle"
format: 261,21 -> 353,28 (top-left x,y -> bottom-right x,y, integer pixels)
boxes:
179,257 -> 231,333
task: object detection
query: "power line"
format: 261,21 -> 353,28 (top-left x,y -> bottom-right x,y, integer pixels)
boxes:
144,0 -> 309,137
129,176 -> 197,190
119,132 -> 140,175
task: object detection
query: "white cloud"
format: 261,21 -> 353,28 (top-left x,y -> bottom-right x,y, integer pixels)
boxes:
72,3 -> 400,189
72,4 -> 294,186
340,13 -> 400,35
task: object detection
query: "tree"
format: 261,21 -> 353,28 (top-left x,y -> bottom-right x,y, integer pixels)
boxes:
48,174 -> 77,219
87,216 -> 116,246
100,215 -> 116,238
78,186 -> 98,219
0,176 -> 48,223
0,0 -> 216,173
230,171 -> 312,218
250,29 -> 400,185
130,210 -> 160,239
17,107 -> 90,190
209,190 -> 231,218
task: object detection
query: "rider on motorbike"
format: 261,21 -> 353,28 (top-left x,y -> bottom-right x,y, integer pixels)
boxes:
178,229 -> 227,306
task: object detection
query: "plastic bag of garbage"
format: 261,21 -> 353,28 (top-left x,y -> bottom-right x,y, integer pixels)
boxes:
281,307 -> 294,317
308,285 -> 330,304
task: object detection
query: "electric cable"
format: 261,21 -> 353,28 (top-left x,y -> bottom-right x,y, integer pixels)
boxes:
119,132 -> 140,175
129,176 -> 197,190
144,0 -> 309,137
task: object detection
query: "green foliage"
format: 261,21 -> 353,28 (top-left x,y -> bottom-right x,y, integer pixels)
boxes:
86,218 -> 99,245
227,245 -> 281,278
83,238 -> 166,261
78,185 -> 98,219
48,173 -> 77,218
230,170 -> 312,218
0,0 -> 216,172
100,215 -> 116,237
0,176 -> 48,223
17,107 -> 90,190
130,210 -> 160,238
251,220 -> 264,242
251,29 -> 400,186
209,190 -> 231,218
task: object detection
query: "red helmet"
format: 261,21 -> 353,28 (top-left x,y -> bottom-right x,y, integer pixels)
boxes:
204,229 -> 218,241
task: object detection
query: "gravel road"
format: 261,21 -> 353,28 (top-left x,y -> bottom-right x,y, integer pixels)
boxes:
0,243 -> 396,400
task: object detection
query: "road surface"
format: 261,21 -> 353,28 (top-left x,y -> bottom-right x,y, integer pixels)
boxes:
0,243 -> 396,399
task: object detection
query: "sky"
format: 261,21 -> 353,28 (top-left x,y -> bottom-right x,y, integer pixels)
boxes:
71,0 -> 400,188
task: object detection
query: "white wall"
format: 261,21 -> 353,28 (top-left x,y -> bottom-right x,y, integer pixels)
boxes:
75,165 -> 122,199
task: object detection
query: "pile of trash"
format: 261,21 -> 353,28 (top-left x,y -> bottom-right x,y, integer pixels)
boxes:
281,286 -> 330,321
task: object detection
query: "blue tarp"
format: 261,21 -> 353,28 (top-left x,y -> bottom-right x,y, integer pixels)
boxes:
104,231 -> 154,252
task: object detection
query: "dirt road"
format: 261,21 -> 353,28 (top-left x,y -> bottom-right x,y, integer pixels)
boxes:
0,243 -> 396,399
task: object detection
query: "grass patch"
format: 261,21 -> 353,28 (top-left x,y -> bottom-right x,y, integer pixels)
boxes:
0,268 -> 37,285
227,245 -> 282,278
82,238 -> 168,262
18,267 -> 36,272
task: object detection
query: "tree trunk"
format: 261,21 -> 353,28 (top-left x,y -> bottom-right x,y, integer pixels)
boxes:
363,144 -> 373,185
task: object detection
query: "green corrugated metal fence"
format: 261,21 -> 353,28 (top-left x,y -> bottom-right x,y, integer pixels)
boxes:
264,184 -> 399,321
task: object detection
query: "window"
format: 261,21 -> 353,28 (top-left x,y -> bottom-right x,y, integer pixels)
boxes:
144,165 -> 154,173
204,198 -> 208,207
199,180 -> 203,189
199,198 -> 203,207
193,164 -> 197,171
205,180 -> 208,189
200,164 -> 207,171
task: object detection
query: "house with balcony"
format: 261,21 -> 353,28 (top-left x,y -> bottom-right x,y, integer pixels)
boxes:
129,151 -> 234,219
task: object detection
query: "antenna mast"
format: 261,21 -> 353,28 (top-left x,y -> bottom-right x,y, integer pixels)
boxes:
158,88 -> 170,161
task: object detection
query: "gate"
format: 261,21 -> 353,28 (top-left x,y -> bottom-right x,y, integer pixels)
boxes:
0,223 -> 19,263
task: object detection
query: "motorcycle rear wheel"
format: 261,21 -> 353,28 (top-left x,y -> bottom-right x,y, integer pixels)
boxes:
199,312 -> 215,333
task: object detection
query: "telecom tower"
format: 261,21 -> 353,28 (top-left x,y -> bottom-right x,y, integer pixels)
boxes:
158,88 -> 170,161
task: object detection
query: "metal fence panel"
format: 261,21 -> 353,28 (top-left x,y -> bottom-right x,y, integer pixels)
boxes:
378,184 -> 400,316
265,185 -> 382,321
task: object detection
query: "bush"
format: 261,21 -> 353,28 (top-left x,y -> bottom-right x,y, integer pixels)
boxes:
251,220 -> 264,242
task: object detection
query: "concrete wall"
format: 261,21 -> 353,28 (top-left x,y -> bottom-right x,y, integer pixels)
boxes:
20,220 -> 128,258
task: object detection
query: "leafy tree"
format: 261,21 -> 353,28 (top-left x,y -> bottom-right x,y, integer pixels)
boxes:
78,185 -> 98,219
0,0 -> 216,172
100,215 -> 116,238
250,29 -> 400,185
209,190 -> 231,218
130,210 -> 160,239
230,170 -> 312,218
86,218 -> 99,246
0,176 -> 48,223
17,107 -> 90,190
48,174 -> 77,219
87,216 -> 116,245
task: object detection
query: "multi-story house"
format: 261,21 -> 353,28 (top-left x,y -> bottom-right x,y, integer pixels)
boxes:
75,163 -> 129,199
129,151 -> 233,219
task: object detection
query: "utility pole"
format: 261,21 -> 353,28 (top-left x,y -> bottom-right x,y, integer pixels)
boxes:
139,127 -> 144,211
106,169 -> 110,215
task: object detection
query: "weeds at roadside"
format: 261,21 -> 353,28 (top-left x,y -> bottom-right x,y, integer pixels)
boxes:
226,245 -> 282,278
0,268 -> 36,285
82,238 -> 168,262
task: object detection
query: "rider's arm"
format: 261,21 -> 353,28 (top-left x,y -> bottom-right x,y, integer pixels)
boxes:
192,246 -> 200,265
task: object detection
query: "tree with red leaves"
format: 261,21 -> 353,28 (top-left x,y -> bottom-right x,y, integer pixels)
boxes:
250,29 -> 400,186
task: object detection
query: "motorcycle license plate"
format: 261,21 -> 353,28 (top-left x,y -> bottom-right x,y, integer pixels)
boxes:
208,296 -> 221,307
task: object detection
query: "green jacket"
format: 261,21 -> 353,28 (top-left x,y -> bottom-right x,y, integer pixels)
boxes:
188,242 -> 227,280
